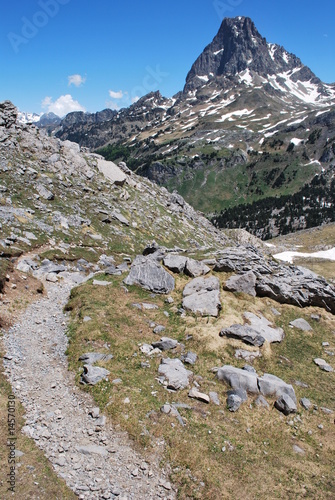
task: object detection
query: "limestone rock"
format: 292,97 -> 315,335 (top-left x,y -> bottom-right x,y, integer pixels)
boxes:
274,394 -> 297,415
158,358 -> 193,390
124,255 -> 175,294
152,337 -> 178,351
220,324 -> 265,347
36,183 -> 54,200
224,271 -> 257,297
97,159 -> 127,185
217,366 -> 259,394
188,387 -> 210,403
258,373 -> 296,403
184,258 -> 210,278
163,254 -> 187,273
81,365 -> 110,385
314,358 -> 333,372
244,312 -> 285,343
182,276 -> 221,317
289,318 -> 312,331
79,353 -> 113,365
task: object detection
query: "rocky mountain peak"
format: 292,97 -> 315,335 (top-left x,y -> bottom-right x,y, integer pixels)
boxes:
184,16 -> 316,92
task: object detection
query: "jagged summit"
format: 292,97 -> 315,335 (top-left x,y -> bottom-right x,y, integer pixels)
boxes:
184,16 -> 317,92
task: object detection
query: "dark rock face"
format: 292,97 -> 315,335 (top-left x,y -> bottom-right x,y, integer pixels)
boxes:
184,16 -> 314,92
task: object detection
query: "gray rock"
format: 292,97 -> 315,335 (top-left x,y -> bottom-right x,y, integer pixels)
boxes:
97,159 -> 127,185
153,325 -> 166,334
224,271 -> 257,297
111,211 -> 129,226
124,255 -> 175,294
209,391 -> 220,405
274,394 -> 297,415
188,387 -> 210,403
289,318 -> 312,331
183,289 -> 221,317
183,275 -> 220,297
79,353 -> 113,365
220,324 -> 265,347
258,373 -> 297,403
184,258 -> 210,278
81,365 -> 110,385
158,358 -> 193,390
36,183 -> 54,200
243,365 -> 256,373
235,349 -> 261,362
255,395 -> 270,408
163,254 -> 187,273
244,312 -> 285,343
300,398 -> 312,410
293,445 -> 305,454
314,358 -> 333,372
76,444 -> 109,456
217,366 -> 259,394
227,394 -> 242,413
182,351 -> 197,365
182,276 -> 221,317
93,279 -> 111,286
152,337 -> 178,351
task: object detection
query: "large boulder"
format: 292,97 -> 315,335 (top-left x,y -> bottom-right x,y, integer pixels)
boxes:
183,276 -> 220,297
243,312 -> 284,343
124,255 -> 175,294
258,373 -> 297,403
184,258 -> 210,278
224,271 -> 257,297
81,365 -> 110,385
97,159 -> 127,185
217,366 -> 259,394
158,358 -> 193,390
220,324 -> 265,347
163,254 -> 187,273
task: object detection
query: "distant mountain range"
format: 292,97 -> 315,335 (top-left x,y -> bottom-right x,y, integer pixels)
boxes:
47,18 -> 335,236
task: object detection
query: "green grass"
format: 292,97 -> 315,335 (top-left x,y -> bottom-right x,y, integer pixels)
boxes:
65,271 -> 335,499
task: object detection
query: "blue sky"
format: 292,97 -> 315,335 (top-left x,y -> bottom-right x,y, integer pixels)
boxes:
1,0 -> 335,116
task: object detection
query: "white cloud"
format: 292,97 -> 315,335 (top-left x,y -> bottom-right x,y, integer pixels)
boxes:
106,100 -> 121,110
109,89 -> 124,99
68,74 -> 86,87
42,94 -> 86,117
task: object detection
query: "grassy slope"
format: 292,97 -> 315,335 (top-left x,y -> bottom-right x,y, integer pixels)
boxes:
65,269 -> 335,499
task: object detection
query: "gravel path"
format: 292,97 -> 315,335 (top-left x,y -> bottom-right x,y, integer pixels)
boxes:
2,275 -> 175,499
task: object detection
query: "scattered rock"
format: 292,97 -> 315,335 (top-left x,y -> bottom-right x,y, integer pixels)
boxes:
217,366 -> 259,394
152,337 -> 178,351
188,387 -> 210,404
258,373 -> 297,404
76,444 -> 109,457
220,324 -> 265,347
289,318 -> 312,331
158,358 -> 193,390
209,391 -> 220,405
254,395 -> 270,409
153,325 -> 166,334
235,349 -> 261,362
274,394 -> 297,415
181,351 -> 197,365
81,365 -> 110,385
314,358 -> 333,372
184,258 -> 210,278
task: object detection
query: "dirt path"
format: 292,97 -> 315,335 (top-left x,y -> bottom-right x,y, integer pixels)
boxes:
2,273 -> 175,499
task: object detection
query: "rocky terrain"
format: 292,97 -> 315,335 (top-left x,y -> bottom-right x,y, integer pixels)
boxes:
0,100 -> 334,499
